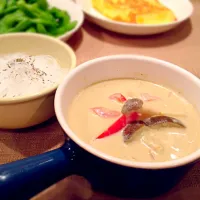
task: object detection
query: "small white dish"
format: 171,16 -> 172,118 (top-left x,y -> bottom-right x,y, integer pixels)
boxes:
48,0 -> 84,41
75,0 -> 193,35
0,33 -> 76,129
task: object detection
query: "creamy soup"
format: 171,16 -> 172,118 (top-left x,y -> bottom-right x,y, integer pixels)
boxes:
67,79 -> 200,162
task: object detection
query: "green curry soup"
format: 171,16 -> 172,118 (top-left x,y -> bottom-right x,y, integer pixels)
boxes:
67,79 -> 200,162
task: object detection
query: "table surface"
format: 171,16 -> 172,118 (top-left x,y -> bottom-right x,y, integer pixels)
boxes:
1,1 -> 200,199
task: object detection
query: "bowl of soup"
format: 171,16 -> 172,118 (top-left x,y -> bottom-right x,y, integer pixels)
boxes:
55,55 -> 200,169
0,33 -> 76,129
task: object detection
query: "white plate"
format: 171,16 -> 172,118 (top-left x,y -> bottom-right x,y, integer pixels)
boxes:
75,0 -> 193,35
48,0 -> 84,41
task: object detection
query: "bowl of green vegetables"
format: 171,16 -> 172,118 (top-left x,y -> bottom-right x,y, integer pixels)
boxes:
0,0 -> 84,41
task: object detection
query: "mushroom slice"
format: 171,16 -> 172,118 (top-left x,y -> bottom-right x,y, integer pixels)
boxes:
121,98 -> 143,115
123,122 -> 144,142
123,115 -> 186,142
143,116 -> 186,128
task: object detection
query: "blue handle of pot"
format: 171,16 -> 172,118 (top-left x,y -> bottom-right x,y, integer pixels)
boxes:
0,140 -> 80,200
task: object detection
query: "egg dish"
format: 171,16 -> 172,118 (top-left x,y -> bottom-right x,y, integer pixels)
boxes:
92,0 -> 176,25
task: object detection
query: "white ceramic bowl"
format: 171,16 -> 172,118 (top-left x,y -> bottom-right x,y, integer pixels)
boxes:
55,55 -> 200,169
48,0 -> 84,41
75,0 -> 193,35
0,33 -> 76,129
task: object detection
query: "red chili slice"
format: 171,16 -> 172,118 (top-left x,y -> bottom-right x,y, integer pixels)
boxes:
109,93 -> 127,103
96,112 -> 139,139
90,107 -> 121,118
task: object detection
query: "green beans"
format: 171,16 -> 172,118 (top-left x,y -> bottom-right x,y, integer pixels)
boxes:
37,0 -> 48,10
0,10 -> 25,31
3,6 -> 18,15
6,0 -> 17,7
36,23 -> 47,34
0,23 -> 8,34
26,26 -> 37,33
0,0 -> 7,13
0,0 -> 77,37
18,2 -> 55,22
8,18 -> 33,33
48,7 -> 78,36
26,0 -> 38,4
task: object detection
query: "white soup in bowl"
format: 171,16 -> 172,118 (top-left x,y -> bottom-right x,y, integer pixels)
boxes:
67,78 -> 200,163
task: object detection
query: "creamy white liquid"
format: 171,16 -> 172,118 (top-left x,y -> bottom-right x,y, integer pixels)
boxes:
67,79 -> 200,162
0,53 -> 65,98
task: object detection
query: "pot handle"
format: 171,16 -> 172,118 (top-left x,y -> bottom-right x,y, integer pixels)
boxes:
0,140 -> 80,200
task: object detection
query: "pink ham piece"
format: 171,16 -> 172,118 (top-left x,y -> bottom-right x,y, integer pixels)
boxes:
109,93 -> 127,103
140,93 -> 160,102
90,107 -> 121,118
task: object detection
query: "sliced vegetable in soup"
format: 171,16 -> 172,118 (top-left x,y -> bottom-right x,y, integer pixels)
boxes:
67,79 -> 200,162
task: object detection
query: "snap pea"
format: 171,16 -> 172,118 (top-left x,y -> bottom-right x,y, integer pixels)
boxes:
17,0 -> 26,5
50,7 -> 70,26
2,6 -> 18,16
26,0 -> 37,4
26,26 -> 36,33
65,21 -> 78,31
0,0 -> 77,37
18,1 -> 56,24
51,20 -> 77,36
0,0 -> 7,13
37,0 -> 48,10
0,22 -> 8,34
0,10 -> 25,28
6,0 -> 17,7
8,18 -> 32,32
36,23 -> 47,34
48,7 -> 77,36
31,18 -> 57,27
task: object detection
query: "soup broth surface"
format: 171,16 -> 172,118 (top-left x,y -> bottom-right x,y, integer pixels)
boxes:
67,79 -> 200,162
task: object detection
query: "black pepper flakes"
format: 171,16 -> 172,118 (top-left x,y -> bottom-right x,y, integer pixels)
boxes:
15,58 -> 24,62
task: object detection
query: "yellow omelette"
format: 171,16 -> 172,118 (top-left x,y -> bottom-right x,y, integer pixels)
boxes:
92,0 -> 176,24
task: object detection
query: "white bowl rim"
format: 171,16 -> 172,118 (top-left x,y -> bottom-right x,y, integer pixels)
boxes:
58,0 -> 85,40
55,54 -> 200,170
0,33 -> 76,104
79,0 -> 193,28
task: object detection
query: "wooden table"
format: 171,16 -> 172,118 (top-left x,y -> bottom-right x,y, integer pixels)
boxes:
1,1 -> 200,199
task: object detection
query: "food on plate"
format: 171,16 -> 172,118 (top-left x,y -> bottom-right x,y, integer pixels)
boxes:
92,0 -> 176,24
67,79 -> 200,162
0,0 -> 77,36
0,53 -> 65,98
